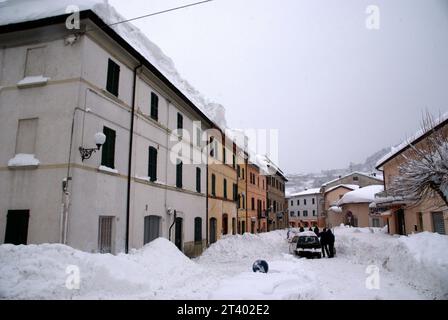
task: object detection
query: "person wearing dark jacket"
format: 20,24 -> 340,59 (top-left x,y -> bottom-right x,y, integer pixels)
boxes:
327,229 -> 335,258
299,227 -> 305,232
319,228 -> 329,257
313,226 -> 319,236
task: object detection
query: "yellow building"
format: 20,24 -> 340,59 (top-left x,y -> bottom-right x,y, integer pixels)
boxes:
207,129 -> 238,244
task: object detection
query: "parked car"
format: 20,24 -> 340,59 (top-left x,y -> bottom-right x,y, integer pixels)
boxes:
289,232 -> 322,259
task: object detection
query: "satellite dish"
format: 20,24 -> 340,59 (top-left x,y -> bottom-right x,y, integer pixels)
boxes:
252,260 -> 269,273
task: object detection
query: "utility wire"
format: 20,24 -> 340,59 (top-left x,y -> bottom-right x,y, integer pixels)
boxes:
85,0 -> 214,33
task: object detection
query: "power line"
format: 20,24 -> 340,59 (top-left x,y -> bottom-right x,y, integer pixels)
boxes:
86,0 -> 214,33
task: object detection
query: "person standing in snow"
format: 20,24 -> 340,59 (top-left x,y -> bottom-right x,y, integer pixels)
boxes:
319,228 -> 329,258
308,227 -> 313,232
299,226 -> 305,232
327,229 -> 335,258
313,226 -> 319,236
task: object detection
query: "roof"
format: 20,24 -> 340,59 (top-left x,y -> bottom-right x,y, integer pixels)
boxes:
376,112 -> 448,169
336,185 -> 384,206
287,188 -> 321,198
324,184 -> 360,194
321,171 -> 383,187
0,0 -> 217,128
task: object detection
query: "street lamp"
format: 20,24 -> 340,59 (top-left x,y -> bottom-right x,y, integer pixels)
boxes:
79,132 -> 106,161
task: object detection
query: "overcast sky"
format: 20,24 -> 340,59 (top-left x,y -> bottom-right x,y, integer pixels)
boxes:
109,0 -> 448,173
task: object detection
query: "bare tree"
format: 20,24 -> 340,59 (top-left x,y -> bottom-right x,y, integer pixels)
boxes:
388,112 -> 448,207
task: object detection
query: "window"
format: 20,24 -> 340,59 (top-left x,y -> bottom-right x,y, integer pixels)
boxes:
291,200 -> 293,206
297,211 -> 300,217
148,147 -> 157,182
290,211 -> 295,217
176,160 -> 183,188
242,168 -> 245,179
232,218 -> 236,235
98,216 -> 114,253
371,218 -> 380,228
106,59 -> 120,96
297,200 -> 300,206
194,217 -> 202,243
209,137 -> 215,157
25,47 -> 45,77
150,92 -> 158,121
223,147 -> 226,164
101,127 -> 116,169
177,113 -> 183,130
144,215 -> 161,244
251,198 -> 255,210
211,174 -> 216,196
4,210 -> 30,245
233,183 -> 238,201
304,199 -> 307,205
353,176 -> 359,181
223,179 -> 227,199
242,194 -> 245,209
313,210 -> 316,216
303,210 -> 308,217
237,165 -> 241,178
15,118 -> 38,154
196,127 -> 201,147
196,168 -> 201,193
312,198 -> 315,205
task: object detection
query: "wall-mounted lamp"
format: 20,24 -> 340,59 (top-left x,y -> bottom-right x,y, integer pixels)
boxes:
79,132 -> 106,162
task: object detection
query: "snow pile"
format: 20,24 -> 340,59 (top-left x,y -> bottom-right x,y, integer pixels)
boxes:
0,0 -> 227,128
337,185 -> 384,205
334,226 -> 448,299
288,188 -> 321,197
8,154 -> 40,167
0,238 -> 210,299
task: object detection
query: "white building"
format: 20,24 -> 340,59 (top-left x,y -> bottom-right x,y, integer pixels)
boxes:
0,5 -> 215,257
287,188 -> 322,228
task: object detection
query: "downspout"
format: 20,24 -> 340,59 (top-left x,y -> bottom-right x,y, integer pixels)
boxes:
206,143 -> 209,246
125,63 -> 142,254
245,161 -> 248,233
169,211 -> 177,241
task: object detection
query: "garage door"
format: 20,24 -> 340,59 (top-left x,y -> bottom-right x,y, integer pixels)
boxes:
432,212 -> 446,235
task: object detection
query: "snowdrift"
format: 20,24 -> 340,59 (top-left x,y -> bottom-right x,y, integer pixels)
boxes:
335,226 -> 448,299
0,238 -> 210,300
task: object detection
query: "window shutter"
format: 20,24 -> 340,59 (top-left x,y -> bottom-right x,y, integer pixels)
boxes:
177,113 -> 183,130
101,127 -> 116,169
148,147 -> 157,182
196,167 -> 201,193
212,174 -> 216,196
107,59 -> 120,97
176,161 -> 183,188
223,179 -> 227,199
194,217 -> 202,243
150,93 -> 159,121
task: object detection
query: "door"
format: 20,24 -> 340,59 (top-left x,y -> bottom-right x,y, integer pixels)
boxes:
241,221 -> 246,234
396,209 -> 406,235
98,216 -> 114,253
175,217 -> 183,251
4,210 -> 30,245
210,218 -> 217,244
222,214 -> 228,235
144,215 -> 161,244
432,212 -> 446,235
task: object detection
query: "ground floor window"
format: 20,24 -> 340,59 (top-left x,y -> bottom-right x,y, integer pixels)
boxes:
5,210 -> 30,245
144,215 -> 161,245
98,216 -> 114,254
371,218 -> 380,228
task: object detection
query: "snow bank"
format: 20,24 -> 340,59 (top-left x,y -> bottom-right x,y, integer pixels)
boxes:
334,226 -> 448,299
0,238 -> 209,299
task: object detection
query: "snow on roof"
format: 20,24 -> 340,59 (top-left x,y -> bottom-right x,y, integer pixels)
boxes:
287,188 -> 321,198
0,0 -> 226,128
321,171 -> 382,187
337,185 -> 384,206
376,112 -> 448,169
324,184 -> 360,194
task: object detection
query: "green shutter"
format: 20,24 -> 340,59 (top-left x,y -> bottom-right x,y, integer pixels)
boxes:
196,167 -> 201,193
101,127 -> 116,168
212,174 -> 216,196
176,161 -> 183,188
148,147 -> 157,182
106,59 -> 120,97
223,179 -> 227,199
151,92 -> 158,121
177,113 -> 183,130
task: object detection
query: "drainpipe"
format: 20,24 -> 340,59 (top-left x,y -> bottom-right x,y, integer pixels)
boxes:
169,211 -> 177,241
125,63 -> 142,254
206,142 -> 209,246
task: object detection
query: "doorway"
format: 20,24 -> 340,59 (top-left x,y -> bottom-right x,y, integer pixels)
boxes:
5,210 -> 30,245
222,214 -> 228,235
210,218 -> 217,244
175,217 -> 183,251
396,209 -> 406,235
144,215 -> 161,245
432,212 -> 446,235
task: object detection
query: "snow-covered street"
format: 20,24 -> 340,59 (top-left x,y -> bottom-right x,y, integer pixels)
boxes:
1,226 -> 447,300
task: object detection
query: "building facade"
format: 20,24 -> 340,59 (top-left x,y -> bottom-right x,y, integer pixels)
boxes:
246,162 -> 267,233
266,170 -> 288,231
287,188 -> 322,228
0,10 -> 213,257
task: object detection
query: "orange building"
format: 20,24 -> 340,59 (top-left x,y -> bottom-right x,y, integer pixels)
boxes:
246,162 -> 267,233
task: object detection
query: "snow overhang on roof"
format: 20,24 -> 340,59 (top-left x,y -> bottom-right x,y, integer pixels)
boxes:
376,112 -> 448,170
321,172 -> 383,187
324,184 -> 360,194
288,188 -> 322,197
337,185 -> 384,206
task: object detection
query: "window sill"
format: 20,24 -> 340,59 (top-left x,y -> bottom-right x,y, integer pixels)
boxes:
17,76 -> 50,88
98,165 -> 119,175
8,154 -> 40,169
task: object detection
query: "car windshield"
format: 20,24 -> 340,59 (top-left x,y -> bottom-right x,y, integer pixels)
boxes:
298,236 -> 319,245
